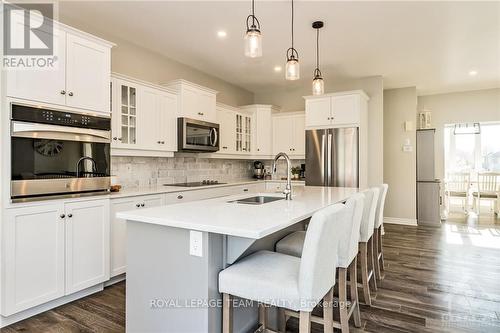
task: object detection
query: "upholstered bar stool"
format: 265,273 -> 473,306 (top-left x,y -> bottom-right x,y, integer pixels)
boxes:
373,184 -> 388,282
357,188 -> 380,306
275,194 -> 365,332
219,203 -> 347,333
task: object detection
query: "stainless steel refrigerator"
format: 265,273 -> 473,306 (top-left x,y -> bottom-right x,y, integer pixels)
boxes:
416,129 -> 442,225
305,128 -> 359,187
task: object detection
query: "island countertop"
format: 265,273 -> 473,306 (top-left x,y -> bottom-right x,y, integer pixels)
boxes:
117,186 -> 358,239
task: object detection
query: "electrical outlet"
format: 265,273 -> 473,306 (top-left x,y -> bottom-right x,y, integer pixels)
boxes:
189,230 -> 203,257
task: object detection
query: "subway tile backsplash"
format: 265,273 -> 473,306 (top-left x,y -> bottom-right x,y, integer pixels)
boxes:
111,156 -> 305,189
111,156 -> 254,188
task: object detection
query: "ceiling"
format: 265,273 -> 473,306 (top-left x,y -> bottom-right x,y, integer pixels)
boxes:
59,1 -> 500,95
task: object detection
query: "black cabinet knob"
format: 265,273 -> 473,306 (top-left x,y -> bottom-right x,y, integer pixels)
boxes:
140,203 -> 145,207
177,195 -> 183,199
136,203 -> 141,207
60,214 -> 65,219
67,214 -> 73,218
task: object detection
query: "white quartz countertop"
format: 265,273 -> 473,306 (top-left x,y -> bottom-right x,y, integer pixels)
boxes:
117,186 -> 358,239
109,179 -> 305,199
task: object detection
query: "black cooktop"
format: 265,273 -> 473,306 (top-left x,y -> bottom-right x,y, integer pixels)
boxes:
165,180 -> 226,187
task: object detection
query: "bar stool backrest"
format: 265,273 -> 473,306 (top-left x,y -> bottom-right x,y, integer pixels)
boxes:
337,193 -> 365,268
298,203 -> 347,306
374,184 -> 389,229
359,188 -> 380,243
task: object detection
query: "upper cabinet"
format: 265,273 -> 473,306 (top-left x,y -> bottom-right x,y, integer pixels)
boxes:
111,74 -> 177,157
164,80 -> 218,123
273,113 -> 306,158
217,103 -> 238,154
241,105 -> 279,158
6,25 -> 113,114
304,91 -> 369,128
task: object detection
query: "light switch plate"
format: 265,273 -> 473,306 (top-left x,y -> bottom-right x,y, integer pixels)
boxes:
189,230 -> 203,257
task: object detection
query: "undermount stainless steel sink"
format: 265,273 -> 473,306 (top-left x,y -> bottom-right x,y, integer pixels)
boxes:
228,195 -> 285,205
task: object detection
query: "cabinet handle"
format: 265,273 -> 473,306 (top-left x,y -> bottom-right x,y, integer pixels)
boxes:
67,213 -> 73,218
198,112 -> 204,116
257,148 -> 260,151
177,195 -> 183,199
157,141 -> 161,144
161,141 -> 165,144
113,137 -> 118,141
60,214 -> 66,219
222,146 -> 227,149
136,203 -> 141,207
60,90 -> 66,95
243,188 -> 249,192
68,92 -> 74,97
141,203 -> 145,207
118,137 -> 122,141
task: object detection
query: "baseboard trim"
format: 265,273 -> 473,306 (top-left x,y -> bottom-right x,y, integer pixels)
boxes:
384,217 -> 418,226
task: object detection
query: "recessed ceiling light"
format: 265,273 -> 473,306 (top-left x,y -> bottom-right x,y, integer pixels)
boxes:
217,31 -> 227,38
469,70 -> 478,76
274,66 -> 282,72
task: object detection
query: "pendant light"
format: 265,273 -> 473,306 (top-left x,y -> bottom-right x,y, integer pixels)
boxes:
285,0 -> 299,80
312,21 -> 324,95
245,0 -> 262,58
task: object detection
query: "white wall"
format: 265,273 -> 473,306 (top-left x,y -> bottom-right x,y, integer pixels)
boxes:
58,15 -> 254,107
417,88 -> 500,180
255,76 -> 384,186
383,87 -> 417,221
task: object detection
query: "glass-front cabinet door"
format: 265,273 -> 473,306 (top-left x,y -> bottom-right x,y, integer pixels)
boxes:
111,78 -> 138,148
235,113 -> 251,153
236,114 -> 243,152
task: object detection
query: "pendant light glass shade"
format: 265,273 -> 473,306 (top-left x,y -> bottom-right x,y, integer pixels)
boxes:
244,29 -> 262,58
312,21 -> 324,95
286,57 -> 300,80
245,0 -> 262,58
312,76 -> 324,95
285,0 -> 299,80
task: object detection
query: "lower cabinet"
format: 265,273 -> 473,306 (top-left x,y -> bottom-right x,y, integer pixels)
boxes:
110,194 -> 164,277
64,200 -> 110,294
2,199 -> 109,316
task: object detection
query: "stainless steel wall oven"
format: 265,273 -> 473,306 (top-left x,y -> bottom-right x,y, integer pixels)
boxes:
10,104 -> 111,201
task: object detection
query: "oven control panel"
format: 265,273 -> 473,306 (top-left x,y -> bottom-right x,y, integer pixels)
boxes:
12,104 -> 111,130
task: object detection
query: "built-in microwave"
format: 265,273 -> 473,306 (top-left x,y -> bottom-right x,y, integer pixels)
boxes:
10,104 -> 111,202
177,117 -> 219,152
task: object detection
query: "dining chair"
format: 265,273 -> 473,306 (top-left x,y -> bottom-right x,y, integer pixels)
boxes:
373,184 -> 388,282
444,172 -> 471,213
473,173 -> 500,215
219,203 -> 347,333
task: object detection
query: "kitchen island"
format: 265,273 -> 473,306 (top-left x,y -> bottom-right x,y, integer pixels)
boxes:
117,186 -> 358,333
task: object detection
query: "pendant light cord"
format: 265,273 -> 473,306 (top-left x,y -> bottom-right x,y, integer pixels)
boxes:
291,0 -> 294,50
252,0 -> 255,27
316,28 -> 319,69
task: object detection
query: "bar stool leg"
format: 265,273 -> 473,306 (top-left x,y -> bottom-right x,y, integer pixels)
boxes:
299,311 -> 311,333
222,293 -> 233,333
359,243 -> 371,306
323,287 -> 334,333
373,229 -> 382,281
338,267 -> 349,332
378,226 -> 385,271
279,308 -> 287,333
349,257 -> 361,328
258,303 -> 268,330
368,237 -> 378,291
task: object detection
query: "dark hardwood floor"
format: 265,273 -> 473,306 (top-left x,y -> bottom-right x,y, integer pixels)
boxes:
3,212 -> 499,333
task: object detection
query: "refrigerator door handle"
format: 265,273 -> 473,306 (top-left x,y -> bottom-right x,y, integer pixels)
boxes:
327,133 -> 333,186
321,133 -> 326,186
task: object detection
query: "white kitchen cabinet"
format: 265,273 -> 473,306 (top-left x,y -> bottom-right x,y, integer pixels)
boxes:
6,26 -> 112,114
246,105 -> 278,156
217,104 -> 237,154
164,79 -> 218,123
64,199 -> 110,294
110,194 -> 163,277
111,74 -> 177,156
236,113 -> 252,153
112,78 -> 139,147
65,33 -> 111,112
2,204 -> 65,316
304,91 -> 368,128
273,113 -> 306,157
6,28 -> 67,106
